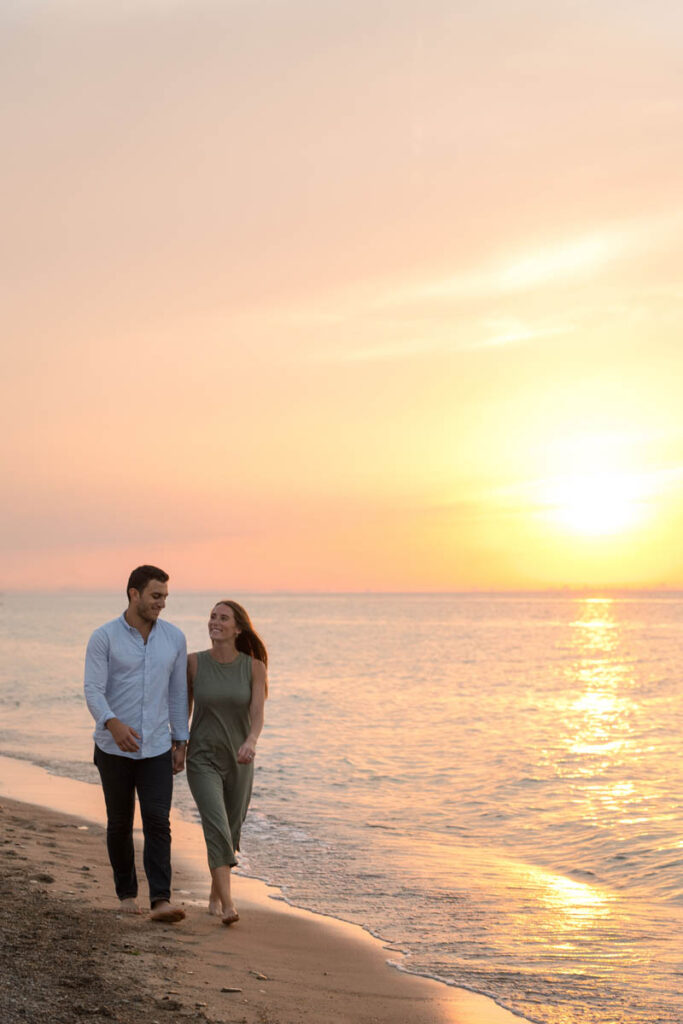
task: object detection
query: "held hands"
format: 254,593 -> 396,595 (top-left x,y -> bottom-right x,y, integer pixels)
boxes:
106,718 -> 141,752
237,740 -> 256,765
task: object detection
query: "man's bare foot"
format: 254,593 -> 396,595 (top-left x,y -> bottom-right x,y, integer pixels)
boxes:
208,898 -> 223,916
150,900 -> 185,923
118,898 -> 142,915
222,905 -> 239,926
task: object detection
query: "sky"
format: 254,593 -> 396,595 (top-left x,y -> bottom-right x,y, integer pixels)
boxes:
3,0 -> 683,592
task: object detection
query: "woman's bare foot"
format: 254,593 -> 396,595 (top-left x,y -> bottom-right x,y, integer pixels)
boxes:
149,900 -> 186,923
208,866 -> 237,924
221,905 -> 239,926
118,898 -> 142,915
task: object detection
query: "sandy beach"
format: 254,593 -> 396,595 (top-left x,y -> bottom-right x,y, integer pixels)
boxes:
0,791 -> 527,1024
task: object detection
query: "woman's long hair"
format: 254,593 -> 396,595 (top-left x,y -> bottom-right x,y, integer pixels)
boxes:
217,599 -> 268,679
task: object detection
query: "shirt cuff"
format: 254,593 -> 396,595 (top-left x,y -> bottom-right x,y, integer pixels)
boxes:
96,709 -> 115,731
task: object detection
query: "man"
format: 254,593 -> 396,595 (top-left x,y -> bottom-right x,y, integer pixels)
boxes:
84,565 -> 189,922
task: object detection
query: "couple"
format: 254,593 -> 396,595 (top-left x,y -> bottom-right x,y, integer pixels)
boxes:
84,564 -> 267,926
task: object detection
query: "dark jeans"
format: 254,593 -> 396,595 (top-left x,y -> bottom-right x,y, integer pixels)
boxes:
94,745 -> 174,907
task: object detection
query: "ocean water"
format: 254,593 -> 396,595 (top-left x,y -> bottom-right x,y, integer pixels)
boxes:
1,591 -> 682,1024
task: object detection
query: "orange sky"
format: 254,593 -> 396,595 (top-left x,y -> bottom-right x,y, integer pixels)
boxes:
3,2 -> 683,591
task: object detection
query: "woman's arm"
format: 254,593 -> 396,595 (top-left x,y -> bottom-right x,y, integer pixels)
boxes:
172,650 -> 197,775
237,659 -> 267,764
186,652 -> 198,719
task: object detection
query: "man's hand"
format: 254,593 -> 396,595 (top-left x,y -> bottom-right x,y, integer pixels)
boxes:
172,744 -> 186,775
106,718 -> 141,752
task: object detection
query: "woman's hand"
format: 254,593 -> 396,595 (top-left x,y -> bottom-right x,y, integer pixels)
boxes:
237,740 -> 256,764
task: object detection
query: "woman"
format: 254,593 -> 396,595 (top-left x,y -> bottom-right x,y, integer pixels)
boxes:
186,600 -> 268,926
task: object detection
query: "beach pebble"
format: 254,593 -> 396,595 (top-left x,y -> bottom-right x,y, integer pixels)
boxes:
221,986 -> 242,993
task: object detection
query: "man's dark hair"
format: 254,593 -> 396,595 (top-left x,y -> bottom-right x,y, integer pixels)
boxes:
126,565 -> 169,600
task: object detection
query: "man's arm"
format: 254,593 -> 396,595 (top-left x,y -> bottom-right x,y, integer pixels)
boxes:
84,628 -> 141,752
84,628 -> 115,730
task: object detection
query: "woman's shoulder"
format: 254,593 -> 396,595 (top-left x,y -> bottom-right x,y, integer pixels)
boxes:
188,649 -> 210,669
249,656 -> 267,680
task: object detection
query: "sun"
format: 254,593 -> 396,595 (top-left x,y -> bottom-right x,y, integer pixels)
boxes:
539,473 -> 648,537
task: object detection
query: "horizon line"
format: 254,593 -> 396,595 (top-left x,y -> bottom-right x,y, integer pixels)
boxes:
3,586 -> 683,598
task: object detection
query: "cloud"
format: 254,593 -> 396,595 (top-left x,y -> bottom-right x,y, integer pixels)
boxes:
391,228 -> 631,307
340,208 -> 683,313
307,316 -> 570,363
462,320 -> 570,351
185,209 -> 683,368
496,235 -> 619,292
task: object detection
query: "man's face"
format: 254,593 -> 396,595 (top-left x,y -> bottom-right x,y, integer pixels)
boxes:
131,580 -> 168,623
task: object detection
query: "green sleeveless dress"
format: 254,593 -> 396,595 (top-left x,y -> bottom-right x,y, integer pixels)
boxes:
186,650 -> 254,869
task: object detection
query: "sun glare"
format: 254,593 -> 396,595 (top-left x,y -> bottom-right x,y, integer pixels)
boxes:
540,474 -> 648,537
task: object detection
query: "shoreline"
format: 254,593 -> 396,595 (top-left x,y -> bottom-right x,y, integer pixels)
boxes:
0,754 -> 530,1024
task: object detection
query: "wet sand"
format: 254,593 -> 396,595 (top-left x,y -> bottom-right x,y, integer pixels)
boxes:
0,758 -> 529,1024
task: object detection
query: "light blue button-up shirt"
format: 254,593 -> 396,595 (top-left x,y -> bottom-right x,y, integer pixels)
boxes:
84,613 -> 189,759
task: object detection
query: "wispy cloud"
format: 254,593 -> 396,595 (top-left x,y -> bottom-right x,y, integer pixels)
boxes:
497,235 -> 618,292
308,316 -> 571,363
462,319 -> 570,351
401,210 -> 683,306
388,230 -> 626,308
235,210 -> 683,365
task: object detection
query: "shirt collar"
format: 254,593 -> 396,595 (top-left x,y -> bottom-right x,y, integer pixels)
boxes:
119,612 -> 158,637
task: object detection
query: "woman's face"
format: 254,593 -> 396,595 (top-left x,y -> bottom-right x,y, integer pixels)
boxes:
208,603 -> 239,642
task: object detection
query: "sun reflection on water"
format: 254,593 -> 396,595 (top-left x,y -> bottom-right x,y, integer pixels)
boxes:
537,869 -> 613,929
570,597 -> 620,653
551,598 -> 644,831
509,856 -> 619,957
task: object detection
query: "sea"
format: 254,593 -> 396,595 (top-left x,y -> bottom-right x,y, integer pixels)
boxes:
1,591 -> 682,1024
